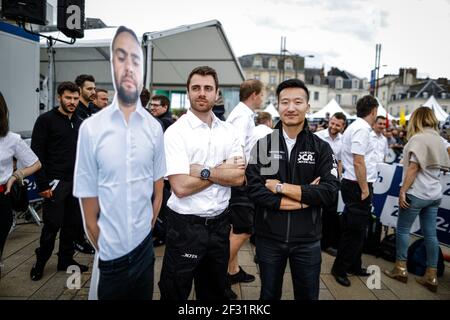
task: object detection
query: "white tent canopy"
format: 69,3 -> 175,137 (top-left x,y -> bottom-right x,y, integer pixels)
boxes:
265,103 -> 280,118
376,98 -> 395,120
308,98 -> 352,119
39,20 -> 245,108
405,95 -> 448,121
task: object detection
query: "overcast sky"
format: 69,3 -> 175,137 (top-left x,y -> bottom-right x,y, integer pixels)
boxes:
82,0 -> 450,80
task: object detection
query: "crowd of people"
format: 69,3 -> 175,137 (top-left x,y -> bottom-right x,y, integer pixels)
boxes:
1,25 -> 449,300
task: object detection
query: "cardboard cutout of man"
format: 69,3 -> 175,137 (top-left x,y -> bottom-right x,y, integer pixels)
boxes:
74,26 -> 166,300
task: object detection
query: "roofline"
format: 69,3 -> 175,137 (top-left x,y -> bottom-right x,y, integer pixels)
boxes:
143,20 -> 245,82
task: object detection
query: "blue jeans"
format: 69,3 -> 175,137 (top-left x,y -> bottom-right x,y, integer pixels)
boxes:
256,236 -> 321,300
396,194 -> 441,268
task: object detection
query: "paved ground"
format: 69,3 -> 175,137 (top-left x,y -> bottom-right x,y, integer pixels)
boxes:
1,219 -> 449,300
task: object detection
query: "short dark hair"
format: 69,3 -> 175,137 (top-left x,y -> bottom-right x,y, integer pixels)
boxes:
140,88 -> 150,107
112,26 -> 140,51
151,95 -> 171,109
57,82 -> 80,96
0,91 -> 9,137
276,79 -> 309,101
96,88 -> 108,94
332,112 -> 347,123
187,66 -> 219,91
376,115 -> 386,122
75,74 -> 95,88
240,79 -> 263,102
356,95 -> 378,118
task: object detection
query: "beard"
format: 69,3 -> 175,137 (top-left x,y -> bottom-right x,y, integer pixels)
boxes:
61,101 -> 75,114
117,83 -> 139,105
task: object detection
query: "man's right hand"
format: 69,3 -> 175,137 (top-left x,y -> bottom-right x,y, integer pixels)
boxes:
39,189 -> 53,199
361,189 -> 370,201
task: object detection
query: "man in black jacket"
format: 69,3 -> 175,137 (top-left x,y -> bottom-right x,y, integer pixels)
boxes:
246,79 -> 339,300
74,74 -> 99,121
30,82 -> 89,281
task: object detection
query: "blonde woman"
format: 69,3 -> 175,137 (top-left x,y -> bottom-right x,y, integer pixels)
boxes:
384,107 -> 450,292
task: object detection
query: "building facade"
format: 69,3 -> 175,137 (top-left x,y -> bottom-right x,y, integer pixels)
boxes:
376,68 -> 450,116
239,53 -> 369,115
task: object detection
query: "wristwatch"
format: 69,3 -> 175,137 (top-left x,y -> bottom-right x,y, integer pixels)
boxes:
275,183 -> 283,194
200,166 -> 211,180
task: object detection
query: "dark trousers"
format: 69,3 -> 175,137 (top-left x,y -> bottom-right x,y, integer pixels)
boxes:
36,180 -> 79,264
321,201 -> 341,250
256,236 -> 322,300
98,232 -> 155,300
0,193 -> 13,259
159,208 -> 230,301
332,179 -> 373,276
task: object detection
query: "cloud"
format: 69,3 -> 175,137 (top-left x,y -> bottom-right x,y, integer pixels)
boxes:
248,15 -> 310,32
263,0 -> 366,11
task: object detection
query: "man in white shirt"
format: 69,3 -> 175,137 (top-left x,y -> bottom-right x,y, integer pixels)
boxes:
371,116 -> 389,164
315,112 -> 346,257
160,66 -> 245,301
331,95 -> 378,287
74,26 -> 166,300
225,79 -> 263,299
253,111 -> 274,142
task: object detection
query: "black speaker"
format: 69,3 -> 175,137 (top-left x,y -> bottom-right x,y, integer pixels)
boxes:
57,0 -> 84,39
1,0 -> 47,25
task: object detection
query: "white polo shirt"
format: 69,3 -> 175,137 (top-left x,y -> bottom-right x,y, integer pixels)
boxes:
226,102 -> 255,162
342,117 -> 377,183
314,128 -> 343,161
164,109 -> 242,217
370,131 -> 389,164
73,98 -> 166,261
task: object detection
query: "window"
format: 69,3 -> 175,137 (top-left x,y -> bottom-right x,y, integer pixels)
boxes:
336,94 -> 341,104
352,95 -> 357,105
269,75 -> 276,84
313,75 -> 321,85
269,58 -> 277,69
441,92 -> 447,99
284,59 -> 293,70
314,92 -> 319,101
335,77 -> 343,89
253,57 -> 262,67
352,79 -> 359,89
423,92 -> 429,99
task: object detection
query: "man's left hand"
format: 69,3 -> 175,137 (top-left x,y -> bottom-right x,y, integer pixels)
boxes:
265,179 -> 281,194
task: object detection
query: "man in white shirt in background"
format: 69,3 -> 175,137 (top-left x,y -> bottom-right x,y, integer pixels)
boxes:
331,95 -> 378,287
314,112 -> 346,257
225,79 -> 264,299
252,111 -> 274,143
371,116 -> 389,164
160,66 -> 245,301
74,26 -> 166,300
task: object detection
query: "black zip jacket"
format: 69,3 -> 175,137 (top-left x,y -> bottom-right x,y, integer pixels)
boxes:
75,101 -> 99,122
246,119 -> 340,243
31,108 -> 81,192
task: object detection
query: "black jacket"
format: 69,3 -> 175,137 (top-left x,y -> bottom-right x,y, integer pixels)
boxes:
246,120 -> 340,243
31,108 -> 81,192
157,110 -> 174,132
75,101 -> 99,122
